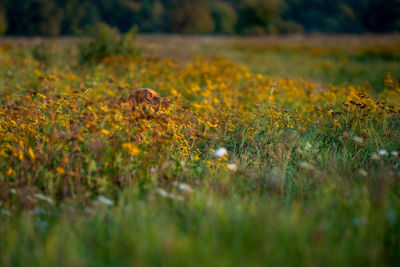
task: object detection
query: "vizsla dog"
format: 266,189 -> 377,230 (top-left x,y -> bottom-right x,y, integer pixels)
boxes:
128,88 -> 170,113
128,88 -> 171,143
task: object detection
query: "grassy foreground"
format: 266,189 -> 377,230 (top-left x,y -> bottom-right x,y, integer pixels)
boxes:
0,35 -> 400,266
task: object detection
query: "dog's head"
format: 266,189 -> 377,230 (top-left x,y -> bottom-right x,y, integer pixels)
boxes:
128,88 -> 171,112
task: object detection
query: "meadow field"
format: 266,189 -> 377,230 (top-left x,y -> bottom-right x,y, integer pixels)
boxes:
0,33 -> 399,266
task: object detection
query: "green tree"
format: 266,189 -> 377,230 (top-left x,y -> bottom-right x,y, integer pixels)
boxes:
362,0 -> 400,32
212,1 -> 238,34
139,0 -> 165,32
95,0 -> 141,33
0,11 -> 6,35
60,0 -> 100,34
2,0 -> 400,35
0,0 -> 6,35
166,0 -> 215,34
237,0 -> 285,34
78,23 -> 139,63
284,0 -> 365,33
24,0 -> 63,36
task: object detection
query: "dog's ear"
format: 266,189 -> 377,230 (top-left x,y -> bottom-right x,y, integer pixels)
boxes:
146,90 -> 159,102
128,94 -> 137,111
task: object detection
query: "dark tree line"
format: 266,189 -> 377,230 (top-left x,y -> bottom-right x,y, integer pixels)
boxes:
0,0 -> 399,36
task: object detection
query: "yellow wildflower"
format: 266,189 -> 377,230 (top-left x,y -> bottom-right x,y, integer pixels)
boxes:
7,167 -> 15,176
18,150 -> 24,161
56,167 -> 65,175
101,129 -> 111,135
28,148 -> 35,160
122,143 -> 140,156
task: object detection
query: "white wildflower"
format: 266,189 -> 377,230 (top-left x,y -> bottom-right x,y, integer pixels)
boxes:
378,149 -> 389,156
95,195 -> 114,206
34,193 -> 54,205
352,136 -> 363,145
156,188 -> 183,201
299,161 -> 315,170
391,151 -> 398,157
173,182 -> 194,193
156,188 -> 168,197
358,169 -> 368,177
227,163 -> 238,171
304,142 -> 312,150
214,147 -> 228,158
371,153 -> 380,160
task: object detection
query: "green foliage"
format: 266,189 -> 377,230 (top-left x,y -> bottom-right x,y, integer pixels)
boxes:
166,0 -> 215,34
139,0 -> 166,32
78,23 -> 139,63
237,0 -> 285,34
0,11 -> 7,35
225,39 -> 400,91
212,1 -> 238,34
3,0 -> 400,35
61,0 -> 100,34
278,20 -> 304,34
14,0 -> 63,36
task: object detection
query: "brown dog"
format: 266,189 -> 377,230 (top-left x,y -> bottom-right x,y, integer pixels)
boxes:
128,88 -> 170,112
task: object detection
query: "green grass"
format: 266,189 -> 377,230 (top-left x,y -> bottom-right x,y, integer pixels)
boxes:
137,35 -> 400,90
223,48 -> 400,90
0,35 -> 399,267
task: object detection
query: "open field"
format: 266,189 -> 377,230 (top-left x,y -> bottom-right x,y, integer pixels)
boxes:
2,34 -> 400,89
0,35 -> 399,266
138,34 -> 400,90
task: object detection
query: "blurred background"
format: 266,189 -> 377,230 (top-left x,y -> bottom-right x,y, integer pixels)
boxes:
0,0 -> 399,36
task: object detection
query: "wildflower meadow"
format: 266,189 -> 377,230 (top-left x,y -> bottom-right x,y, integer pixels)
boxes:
0,33 -> 399,266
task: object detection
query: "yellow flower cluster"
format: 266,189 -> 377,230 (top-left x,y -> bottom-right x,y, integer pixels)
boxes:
0,49 -> 398,199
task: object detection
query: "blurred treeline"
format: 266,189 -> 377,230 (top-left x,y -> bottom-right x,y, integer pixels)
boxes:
0,0 -> 399,36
